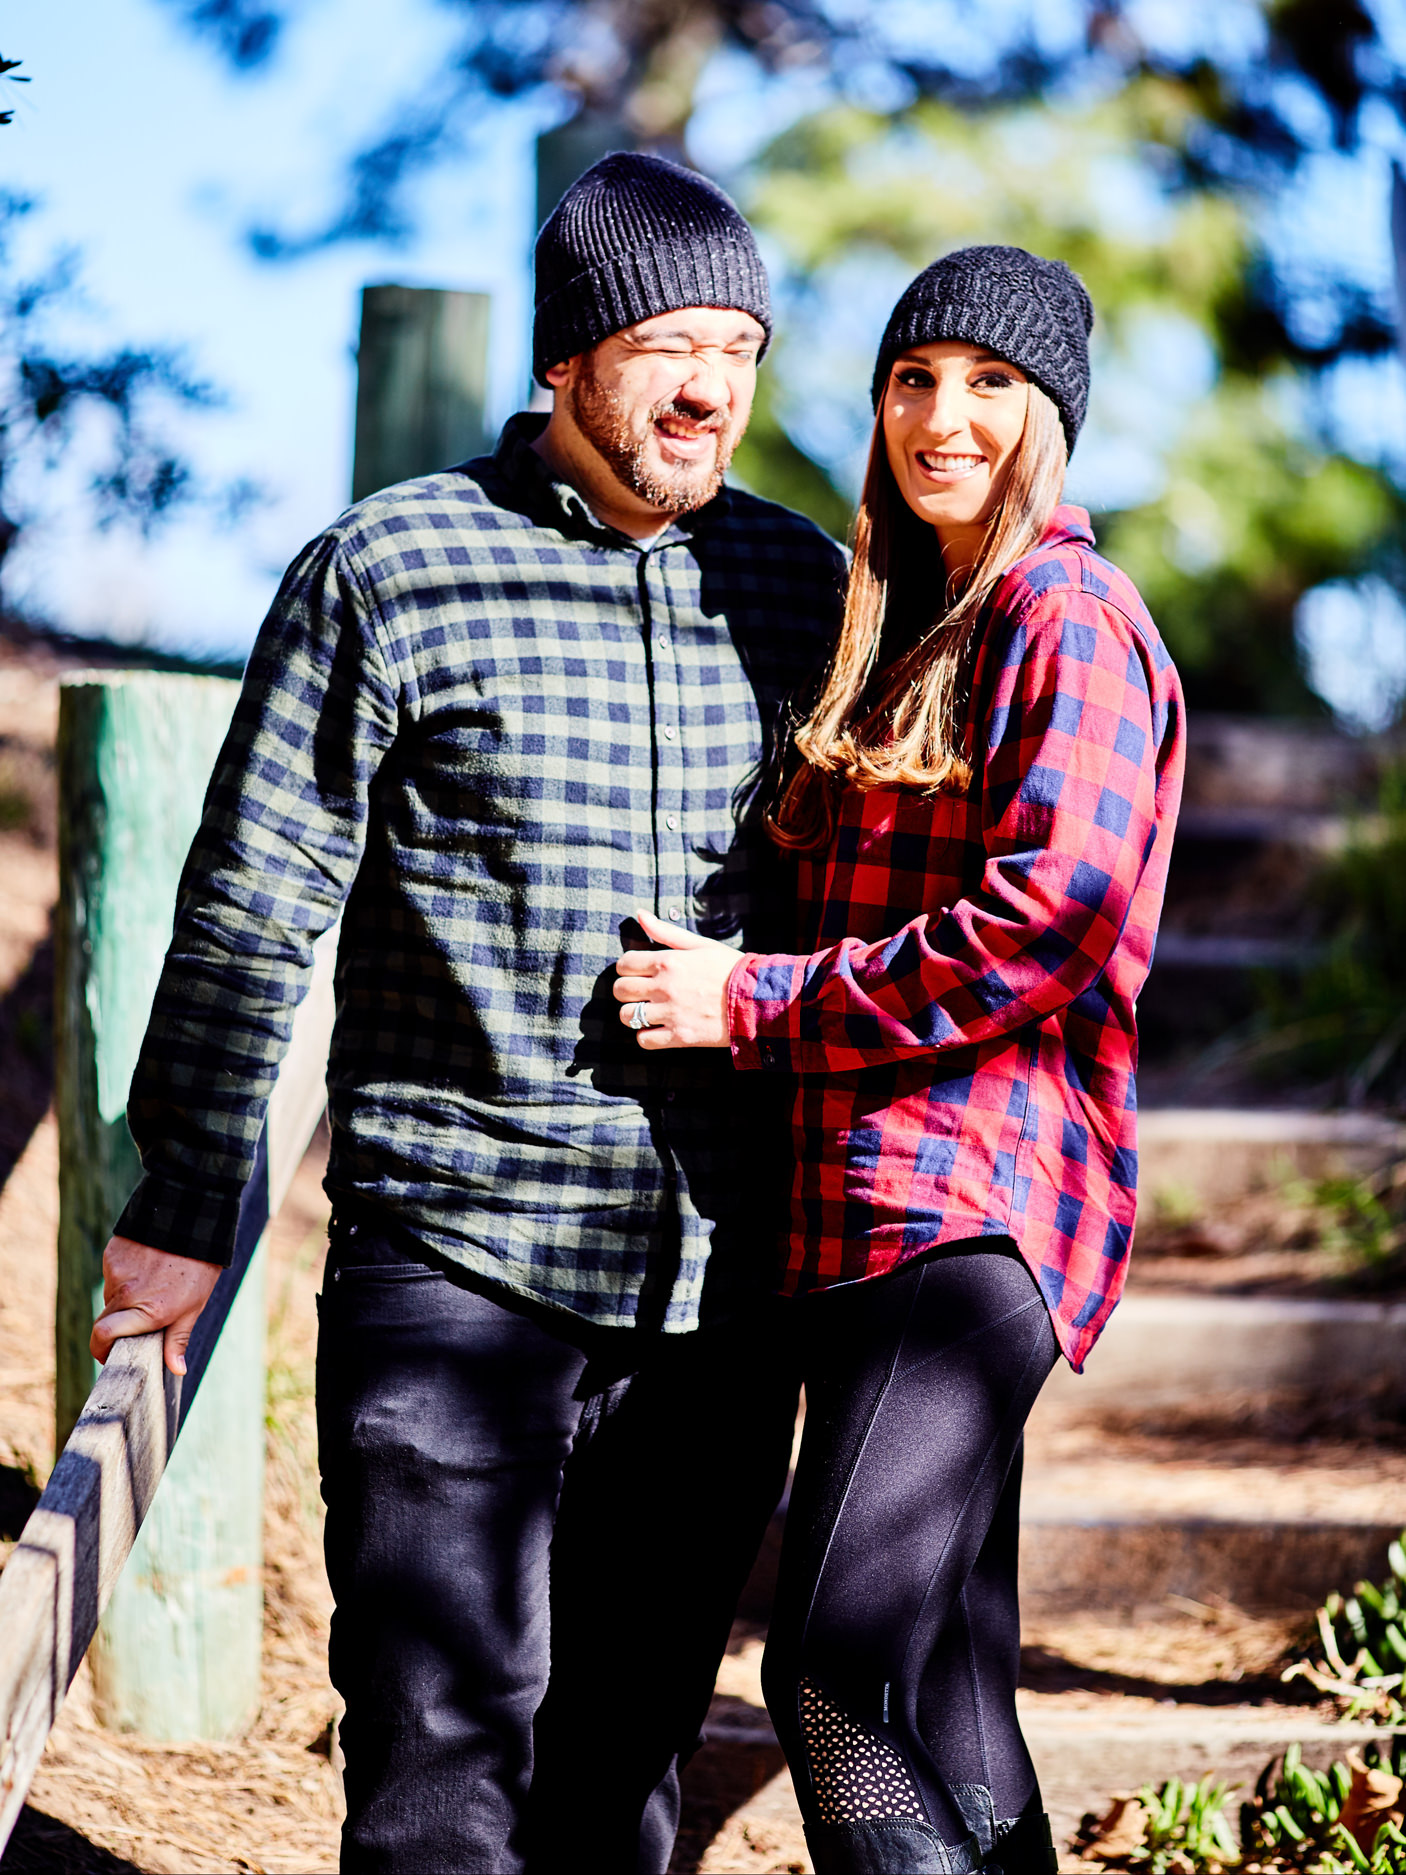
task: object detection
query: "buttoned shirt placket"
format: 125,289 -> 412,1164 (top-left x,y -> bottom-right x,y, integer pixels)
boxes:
639,541 -> 689,932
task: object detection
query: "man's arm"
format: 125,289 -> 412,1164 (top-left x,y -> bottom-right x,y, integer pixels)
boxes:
96,528 -> 399,1364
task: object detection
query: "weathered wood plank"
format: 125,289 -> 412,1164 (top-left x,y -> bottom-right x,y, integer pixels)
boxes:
0,918 -> 336,1840
0,1333 -> 177,1846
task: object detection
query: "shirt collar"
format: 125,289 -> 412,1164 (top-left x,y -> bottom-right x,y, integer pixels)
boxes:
492,411 -> 732,550
1040,502 -> 1096,550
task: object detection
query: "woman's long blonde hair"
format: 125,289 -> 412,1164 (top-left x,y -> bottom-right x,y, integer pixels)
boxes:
767,378 -> 1068,853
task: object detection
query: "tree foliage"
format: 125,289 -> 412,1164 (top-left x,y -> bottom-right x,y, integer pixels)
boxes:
0,195 -> 260,609
157,0 -> 1406,717
158,2 -> 279,72
0,52 -> 29,126
731,69 -> 1405,711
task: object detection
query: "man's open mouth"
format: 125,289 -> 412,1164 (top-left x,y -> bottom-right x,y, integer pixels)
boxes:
653,412 -> 723,462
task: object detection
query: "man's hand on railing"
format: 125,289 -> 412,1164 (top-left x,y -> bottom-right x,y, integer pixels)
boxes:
91,1237 -> 223,1378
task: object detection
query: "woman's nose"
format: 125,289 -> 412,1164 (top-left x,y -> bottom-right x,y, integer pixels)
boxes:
924,381 -> 970,439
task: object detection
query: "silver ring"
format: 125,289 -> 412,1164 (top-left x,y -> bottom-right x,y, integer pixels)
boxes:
628,1001 -> 655,1031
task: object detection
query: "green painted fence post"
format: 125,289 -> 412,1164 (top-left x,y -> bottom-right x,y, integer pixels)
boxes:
351,284 -> 491,502
54,671 -> 269,1740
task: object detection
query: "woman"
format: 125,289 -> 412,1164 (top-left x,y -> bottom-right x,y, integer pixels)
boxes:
614,245 -> 1185,1875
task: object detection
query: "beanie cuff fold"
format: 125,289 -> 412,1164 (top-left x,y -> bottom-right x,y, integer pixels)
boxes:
534,238 -> 771,381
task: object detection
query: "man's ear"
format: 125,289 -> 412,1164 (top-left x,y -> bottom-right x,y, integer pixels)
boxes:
543,358 -> 574,390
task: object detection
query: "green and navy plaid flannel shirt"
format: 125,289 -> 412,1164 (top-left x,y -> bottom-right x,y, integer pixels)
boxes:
117,414 -> 846,1331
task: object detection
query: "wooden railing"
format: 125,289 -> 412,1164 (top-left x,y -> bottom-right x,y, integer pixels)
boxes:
0,939 -> 333,1849
0,673 -> 337,1850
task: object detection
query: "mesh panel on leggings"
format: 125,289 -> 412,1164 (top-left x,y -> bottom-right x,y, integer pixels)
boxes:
797,1678 -> 926,1825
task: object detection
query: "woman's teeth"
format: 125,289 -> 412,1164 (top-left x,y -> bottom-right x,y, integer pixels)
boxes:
918,452 -> 984,476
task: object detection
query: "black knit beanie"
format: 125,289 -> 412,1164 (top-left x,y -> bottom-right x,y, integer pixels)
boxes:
533,151 -> 772,384
871,245 -> 1094,451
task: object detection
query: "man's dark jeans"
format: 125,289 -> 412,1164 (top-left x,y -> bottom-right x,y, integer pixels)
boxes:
316,1213 -> 799,1875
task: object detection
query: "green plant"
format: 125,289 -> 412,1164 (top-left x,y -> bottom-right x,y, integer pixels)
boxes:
1136,1777 -> 1241,1872
1283,1536 -> 1406,1724
1254,765 -> 1406,1105
1309,1176 -> 1401,1273
1242,1743 -> 1405,1872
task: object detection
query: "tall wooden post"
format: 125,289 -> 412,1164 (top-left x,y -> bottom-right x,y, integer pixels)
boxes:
351,285 -> 491,502
55,673 -> 265,1739
534,113 -> 632,229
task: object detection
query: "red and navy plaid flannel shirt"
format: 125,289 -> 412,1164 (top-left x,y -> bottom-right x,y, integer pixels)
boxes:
728,506 -> 1185,1370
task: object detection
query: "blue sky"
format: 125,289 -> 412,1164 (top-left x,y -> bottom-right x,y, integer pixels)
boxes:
5,0 -> 1406,722
4,0 -> 545,658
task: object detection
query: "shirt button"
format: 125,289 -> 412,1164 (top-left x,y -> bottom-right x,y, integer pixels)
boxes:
667,907 -> 682,922
665,814 -> 678,831
662,725 -> 676,741
656,633 -> 669,649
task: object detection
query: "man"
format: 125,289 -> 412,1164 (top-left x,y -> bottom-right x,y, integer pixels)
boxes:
90,153 -> 846,1873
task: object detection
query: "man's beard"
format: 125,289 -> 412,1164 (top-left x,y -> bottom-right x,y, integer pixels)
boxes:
568,360 -> 738,514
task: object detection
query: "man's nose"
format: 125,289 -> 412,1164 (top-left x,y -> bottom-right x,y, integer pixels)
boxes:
676,352 -> 729,410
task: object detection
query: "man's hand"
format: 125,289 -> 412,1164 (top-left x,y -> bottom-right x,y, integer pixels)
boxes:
91,1237 -> 223,1378
613,909 -> 740,1049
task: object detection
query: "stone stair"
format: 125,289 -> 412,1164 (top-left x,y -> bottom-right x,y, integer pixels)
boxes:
1136,714 -> 1398,1057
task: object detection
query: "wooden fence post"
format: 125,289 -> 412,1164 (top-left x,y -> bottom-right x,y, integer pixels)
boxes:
53,671 -> 331,1741
535,113 -> 632,229
351,285 -> 490,503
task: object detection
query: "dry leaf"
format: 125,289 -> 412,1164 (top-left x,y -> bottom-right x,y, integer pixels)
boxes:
1339,1751 -> 1404,1853
1083,1794 -> 1149,1862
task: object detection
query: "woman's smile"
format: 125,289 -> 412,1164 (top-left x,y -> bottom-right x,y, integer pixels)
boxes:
914,449 -> 988,481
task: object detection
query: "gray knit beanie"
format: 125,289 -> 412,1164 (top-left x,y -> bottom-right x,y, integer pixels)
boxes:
871,245 -> 1094,451
533,151 -> 772,384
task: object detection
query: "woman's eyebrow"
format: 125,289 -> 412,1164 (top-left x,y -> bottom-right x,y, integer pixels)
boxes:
893,348 -> 1010,366
896,348 -> 1019,365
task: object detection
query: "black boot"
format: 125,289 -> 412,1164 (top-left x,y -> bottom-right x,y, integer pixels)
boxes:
806,1817 -> 983,1874
985,1801 -> 1058,1874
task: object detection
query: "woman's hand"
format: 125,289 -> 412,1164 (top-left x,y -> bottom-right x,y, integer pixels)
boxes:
613,910 -> 740,1050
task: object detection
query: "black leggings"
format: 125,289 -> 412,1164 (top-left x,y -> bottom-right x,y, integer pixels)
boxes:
763,1242 -> 1059,1875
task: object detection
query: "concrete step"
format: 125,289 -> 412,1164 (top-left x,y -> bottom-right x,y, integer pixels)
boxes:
1021,1401 -> 1406,1613
1150,933 -> 1322,970
688,1705 -> 1400,1873
1137,1107 -> 1406,1211
1177,714 -> 1387,815
1019,1515 -> 1402,1617
1036,1291 -> 1406,1412
1028,1706 -> 1399,1859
